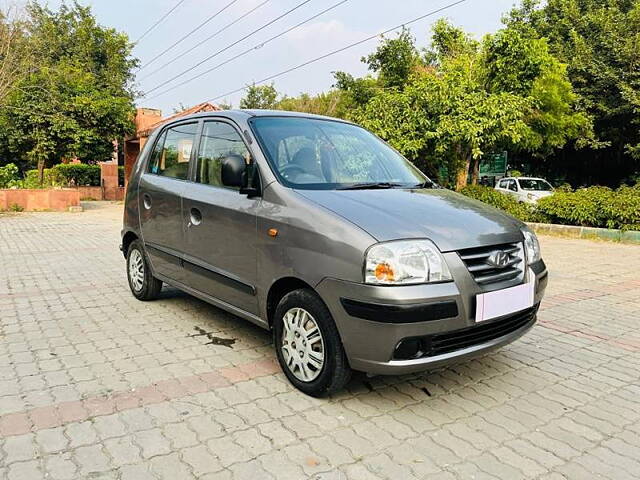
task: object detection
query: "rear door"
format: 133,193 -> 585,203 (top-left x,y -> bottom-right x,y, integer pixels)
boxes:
181,119 -> 260,315
138,121 -> 199,282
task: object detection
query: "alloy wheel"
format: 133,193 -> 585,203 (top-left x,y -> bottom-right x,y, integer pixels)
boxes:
281,307 -> 325,382
129,249 -> 145,292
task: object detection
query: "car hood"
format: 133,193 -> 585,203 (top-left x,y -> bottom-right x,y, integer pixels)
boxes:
295,188 -> 525,252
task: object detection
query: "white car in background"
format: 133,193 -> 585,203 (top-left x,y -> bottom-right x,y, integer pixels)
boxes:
495,177 -> 554,204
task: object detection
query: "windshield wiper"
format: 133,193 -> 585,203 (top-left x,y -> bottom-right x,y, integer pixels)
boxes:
338,182 -> 404,190
412,180 -> 439,189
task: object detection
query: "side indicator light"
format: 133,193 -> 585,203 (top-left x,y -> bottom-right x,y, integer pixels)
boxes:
268,228 -> 278,237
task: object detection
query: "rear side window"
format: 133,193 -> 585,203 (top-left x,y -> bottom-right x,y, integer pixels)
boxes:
147,123 -> 198,180
196,121 -> 250,188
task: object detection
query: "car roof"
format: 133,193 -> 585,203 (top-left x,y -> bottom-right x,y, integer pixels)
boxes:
502,177 -> 548,181
164,109 -> 354,125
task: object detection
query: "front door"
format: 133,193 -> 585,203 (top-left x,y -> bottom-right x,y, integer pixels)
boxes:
181,120 -> 260,315
139,122 -> 199,282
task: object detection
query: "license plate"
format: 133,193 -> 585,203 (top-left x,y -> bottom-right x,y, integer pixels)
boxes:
475,273 -> 535,323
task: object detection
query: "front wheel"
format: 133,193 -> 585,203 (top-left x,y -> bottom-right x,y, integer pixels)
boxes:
126,240 -> 162,301
273,289 -> 351,397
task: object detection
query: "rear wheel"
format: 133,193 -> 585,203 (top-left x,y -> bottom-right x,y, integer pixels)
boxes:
126,240 -> 162,301
274,289 -> 351,397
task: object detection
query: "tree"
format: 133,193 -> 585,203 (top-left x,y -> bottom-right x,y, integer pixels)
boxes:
505,0 -> 640,184
239,83 -> 278,109
0,6 -> 31,108
277,90 -> 347,118
0,2 -> 137,182
335,20 -> 591,189
363,28 -> 420,89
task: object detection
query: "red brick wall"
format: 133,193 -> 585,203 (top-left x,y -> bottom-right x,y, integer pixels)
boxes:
0,189 -> 80,211
76,186 -> 125,201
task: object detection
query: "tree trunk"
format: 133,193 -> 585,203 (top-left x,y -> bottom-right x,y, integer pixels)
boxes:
470,157 -> 480,185
37,159 -> 45,186
454,145 -> 471,191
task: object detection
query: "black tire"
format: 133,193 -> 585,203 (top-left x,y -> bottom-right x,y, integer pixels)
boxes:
126,239 -> 162,301
273,289 -> 351,397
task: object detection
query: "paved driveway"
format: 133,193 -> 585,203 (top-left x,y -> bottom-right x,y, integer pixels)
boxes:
1,202 -> 639,480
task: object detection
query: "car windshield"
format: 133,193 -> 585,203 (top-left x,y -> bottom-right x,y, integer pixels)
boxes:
519,179 -> 552,191
249,116 -> 428,190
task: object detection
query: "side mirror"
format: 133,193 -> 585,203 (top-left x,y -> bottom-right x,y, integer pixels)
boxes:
221,154 -> 261,197
221,154 -> 246,188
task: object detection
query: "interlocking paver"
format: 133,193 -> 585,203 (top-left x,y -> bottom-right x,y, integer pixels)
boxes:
1,203 -> 640,479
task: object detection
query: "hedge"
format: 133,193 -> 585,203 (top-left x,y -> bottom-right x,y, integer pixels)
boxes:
459,185 -> 541,223
22,164 -> 101,188
460,184 -> 640,231
537,185 -> 640,231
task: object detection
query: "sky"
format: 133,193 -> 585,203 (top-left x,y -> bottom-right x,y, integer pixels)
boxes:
41,0 -> 520,115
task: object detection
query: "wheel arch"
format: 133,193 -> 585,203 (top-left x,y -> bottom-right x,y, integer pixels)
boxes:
266,277 -> 315,328
121,230 -> 139,258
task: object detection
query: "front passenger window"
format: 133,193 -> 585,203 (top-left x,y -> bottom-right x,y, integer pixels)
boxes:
148,123 -> 198,180
196,121 -> 251,188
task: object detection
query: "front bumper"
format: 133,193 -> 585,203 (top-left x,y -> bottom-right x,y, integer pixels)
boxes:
316,257 -> 548,375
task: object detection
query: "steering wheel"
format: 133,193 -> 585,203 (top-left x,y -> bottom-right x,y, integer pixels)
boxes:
280,163 -> 307,180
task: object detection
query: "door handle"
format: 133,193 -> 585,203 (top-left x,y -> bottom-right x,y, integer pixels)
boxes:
189,207 -> 202,227
142,193 -> 152,210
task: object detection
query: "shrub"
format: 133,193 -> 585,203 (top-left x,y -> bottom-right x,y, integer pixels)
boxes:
536,187 -> 615,228
20,164 -> 101,188
459,185 -> 540,222
535,185 -> 640,231
0,163 -> 21,188
22,169 -> 56,188
461,183 -> 640,231
52,164 -> 101,186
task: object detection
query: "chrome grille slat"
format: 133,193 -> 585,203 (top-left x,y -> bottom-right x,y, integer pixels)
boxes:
474,268 -> 521,284
467,257 -> 522,272
458,242 -> 524,286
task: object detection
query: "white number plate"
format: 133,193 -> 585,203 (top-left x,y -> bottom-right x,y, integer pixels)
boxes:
475,273 -> 535,323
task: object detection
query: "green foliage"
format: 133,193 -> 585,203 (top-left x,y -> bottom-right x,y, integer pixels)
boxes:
506,0 -> 640,183
9,203 -> 24,212
508,169 -> 523,177
51,164 -> 100,186
0,2 -> 136,174
555,182 -> 573,192
459,185 -> 539,222
239,83 -> 278,109
461,183 -> 640,231
0,163 -> 20,188
363,28 -> 420,89
537,185 -> 640,230
21,163 -> 100,188
277,90 -> 348,118
22,169 -> 55,188
334,20 -> 589,188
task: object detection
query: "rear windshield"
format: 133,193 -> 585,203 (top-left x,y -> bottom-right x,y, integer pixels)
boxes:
249,116 -> 427,190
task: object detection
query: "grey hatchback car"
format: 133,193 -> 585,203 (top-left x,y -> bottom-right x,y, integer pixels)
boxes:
121,110 -> 548,397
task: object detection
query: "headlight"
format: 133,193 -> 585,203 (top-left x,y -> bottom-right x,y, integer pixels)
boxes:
523,229 -> 541,264
364,239 -> 452,285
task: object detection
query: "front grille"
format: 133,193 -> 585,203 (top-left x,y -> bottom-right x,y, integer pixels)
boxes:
393,305 -> 537,360
458,242 -> 524,285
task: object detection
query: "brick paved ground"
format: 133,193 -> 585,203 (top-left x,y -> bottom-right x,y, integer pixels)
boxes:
1,201 -> 639,480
